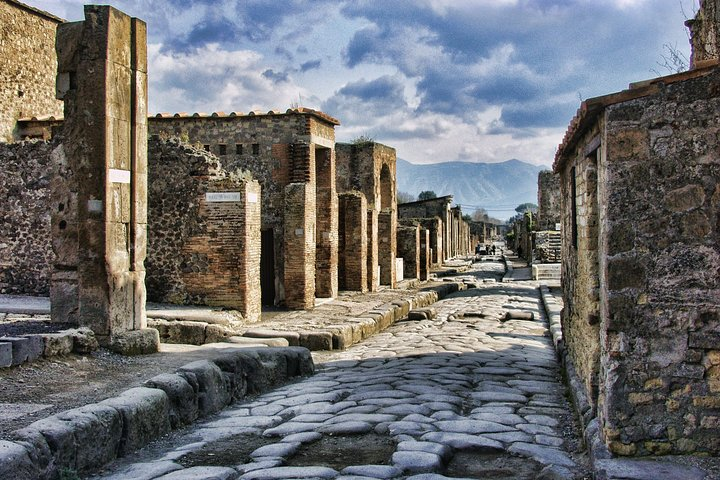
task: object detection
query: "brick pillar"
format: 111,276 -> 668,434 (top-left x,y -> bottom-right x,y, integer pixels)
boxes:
284,182 -> 315,309
378,210 -> 396,287
420,229 -> 430,280
397,225 -> 420,280
367,209 -> 379,291
314,146 -> 338,299
51,6 -> 157,353
338,192 -> 367,292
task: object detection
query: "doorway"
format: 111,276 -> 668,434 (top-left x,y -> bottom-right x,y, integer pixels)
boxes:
260,228 -> 275,306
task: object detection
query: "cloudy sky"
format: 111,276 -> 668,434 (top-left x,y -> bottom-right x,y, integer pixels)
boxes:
30,0 -> 696,166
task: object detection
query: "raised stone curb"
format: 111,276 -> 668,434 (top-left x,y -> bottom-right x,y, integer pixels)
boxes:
0,327 -> 98,369
247,282 -> 463,352
3,346 -> 314,479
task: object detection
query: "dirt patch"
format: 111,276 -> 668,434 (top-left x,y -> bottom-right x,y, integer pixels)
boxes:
177,434 -> 275,467
445,451 -> 543,479
0,320 -> 75,336
287,434 -> 395,470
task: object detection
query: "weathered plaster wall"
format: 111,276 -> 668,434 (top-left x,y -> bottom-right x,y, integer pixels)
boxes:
598,68 -> 720,456
0,0 -> 64,142
146,138 -> 261,322
0,140 -> 55,295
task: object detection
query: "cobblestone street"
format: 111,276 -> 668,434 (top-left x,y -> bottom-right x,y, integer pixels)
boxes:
93,260 -> 587,480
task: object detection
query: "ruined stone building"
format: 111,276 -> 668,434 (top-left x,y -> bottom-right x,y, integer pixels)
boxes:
554,59 -> 720,455
148,110 -> 340,310
686,0 -> 719,68
0,0 -> 64,143
147,139 -> 261,323
335,142 -> 397,290
397,196 -> 472,263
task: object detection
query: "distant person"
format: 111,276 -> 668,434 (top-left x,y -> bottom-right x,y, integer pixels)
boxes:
491,245 -> 496,255
517,245 -> 523,257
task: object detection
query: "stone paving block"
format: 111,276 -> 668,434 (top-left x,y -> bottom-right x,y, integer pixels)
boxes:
392,450 -> 443,473
2,337 -> 35,365
242,329 -> 301,346
0,341 -> 11,367
341,464 -> 402,479
508,442 -> 576,468
239,466 -> 338,479
177,360 -> 231,416
156,466 -> 238,479
102,461 -> 183,480
100,387 -> 172,456
144,373 -> 199,428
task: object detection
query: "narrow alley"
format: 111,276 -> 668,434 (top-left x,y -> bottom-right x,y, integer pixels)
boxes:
92,259 -> 588,480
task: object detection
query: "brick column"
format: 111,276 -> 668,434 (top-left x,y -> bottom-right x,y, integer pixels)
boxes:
51,6 -> 157,353
366,210 -> 379,291
284,182 -> 315,309
397,225 -> 420,280
378,210 -> 396,287
338,192 -> 367,292
314,146 -> 338,298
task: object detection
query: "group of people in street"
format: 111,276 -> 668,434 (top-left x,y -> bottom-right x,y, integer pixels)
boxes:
475,242 -> 500,257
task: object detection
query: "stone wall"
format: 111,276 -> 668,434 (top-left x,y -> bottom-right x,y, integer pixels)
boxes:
146,138 -> 261,322
534,231 -> 561,264
537,170 -> 561,231
597,67 -> 720,456
399,196 -> 452,261
419,228 -> 430,280
0,0 -> 64,143
378,211 -> 397,287
687,0 -> 719,67
0,140 -> 56,295
338,191 -> 368,292
556,66 -> 720,456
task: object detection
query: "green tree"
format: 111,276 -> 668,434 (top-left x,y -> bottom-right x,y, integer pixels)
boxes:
397,191 -> 415,204
515,202 -> 538,214
418,190 -> 437,201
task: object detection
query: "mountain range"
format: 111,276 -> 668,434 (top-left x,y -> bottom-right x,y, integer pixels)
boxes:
396,158 -> 551,221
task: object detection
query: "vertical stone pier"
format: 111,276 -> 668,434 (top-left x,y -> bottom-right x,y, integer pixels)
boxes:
51,5 -> 158,353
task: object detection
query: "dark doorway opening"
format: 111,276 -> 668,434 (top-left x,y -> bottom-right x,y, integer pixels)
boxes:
260,228 -> 276,306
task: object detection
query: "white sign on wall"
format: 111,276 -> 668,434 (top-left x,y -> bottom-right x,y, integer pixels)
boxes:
206,192 -> 241,202
247,192 -> 258,203
108,168 -> 131,184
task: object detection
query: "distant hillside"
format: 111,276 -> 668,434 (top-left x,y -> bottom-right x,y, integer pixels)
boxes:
396,159 -> 550,221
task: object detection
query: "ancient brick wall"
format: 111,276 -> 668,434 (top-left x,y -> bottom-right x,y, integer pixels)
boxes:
558,127 -> 602,412
149,110 -> 338,308
597,68 -> 720,456
534,231 -> 561,263
398,196 -> 452,260
146,138 -> 261,322
0,0 -> 64,142
537,170 -> 561,231
397,225 -> 420,280
367,210 -> 379,291
338,192 -> 367,292
0,140 -> 56,294
284,182 -> 316,309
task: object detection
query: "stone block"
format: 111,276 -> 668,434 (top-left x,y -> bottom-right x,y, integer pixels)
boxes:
38,333 -> 73,357
2,336 -> 43,366
205,324 -> 235,344
69,327 -> 99,353
177,361 -> 231,416
328,325 -> 354,350
108,328 -> 159,355
100,387 -> 171,456
207,353 -> 249,401
299,331 -> 333,351
0,342 -> 12,368
55,404 -> 122,472
243,329 -> 300,346
144,373 -> 198,428
0,441 -> 38,480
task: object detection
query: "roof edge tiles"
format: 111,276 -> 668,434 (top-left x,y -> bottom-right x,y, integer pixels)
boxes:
553,60 -> 719,172
151,107 -> 340,126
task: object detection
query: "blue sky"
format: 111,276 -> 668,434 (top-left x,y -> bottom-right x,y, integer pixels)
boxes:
30,0 -> 696,165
